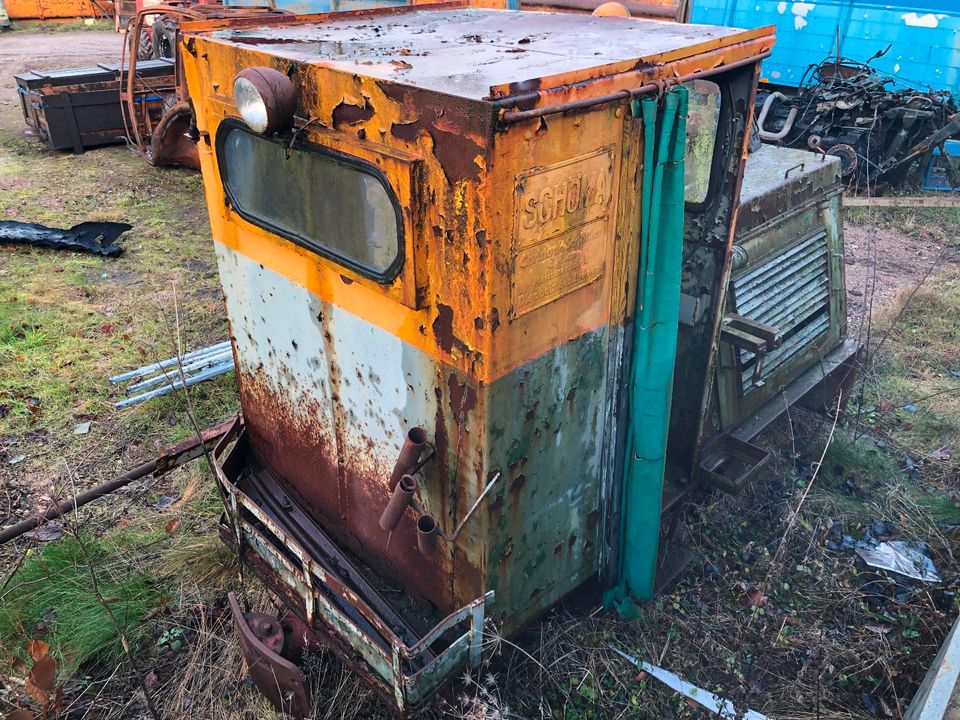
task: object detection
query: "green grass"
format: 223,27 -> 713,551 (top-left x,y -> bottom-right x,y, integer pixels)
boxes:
10,19 -> 114,32
0,530 -> 166,675
845,202 -> 960,246
0,102 -> 236,465
867,266 -> 960,465
0,480 -> 239,678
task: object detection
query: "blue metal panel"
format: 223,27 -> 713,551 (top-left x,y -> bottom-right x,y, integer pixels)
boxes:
689,1 -> 960,93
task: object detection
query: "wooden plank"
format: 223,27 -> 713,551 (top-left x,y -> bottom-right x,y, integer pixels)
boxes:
843,195 -> 960,209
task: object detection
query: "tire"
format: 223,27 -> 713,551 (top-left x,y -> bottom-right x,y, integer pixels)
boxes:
136,28 -> 154,61
152,17 -> 177,60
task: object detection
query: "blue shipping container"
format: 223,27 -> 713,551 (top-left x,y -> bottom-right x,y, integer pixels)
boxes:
689,0 -> 960,93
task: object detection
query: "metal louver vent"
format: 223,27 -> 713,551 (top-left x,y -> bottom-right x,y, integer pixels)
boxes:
732,230 -> 831,394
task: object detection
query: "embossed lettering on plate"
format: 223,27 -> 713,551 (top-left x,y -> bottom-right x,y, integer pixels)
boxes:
511,148 -> 614,317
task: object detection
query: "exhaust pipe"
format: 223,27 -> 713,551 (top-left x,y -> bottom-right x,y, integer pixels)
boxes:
417,515 -> 438,555
379,474 -> 417,531
389,427 -> 428,490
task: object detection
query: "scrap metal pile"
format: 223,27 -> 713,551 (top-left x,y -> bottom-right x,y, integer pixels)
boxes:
756,50 -> 960,193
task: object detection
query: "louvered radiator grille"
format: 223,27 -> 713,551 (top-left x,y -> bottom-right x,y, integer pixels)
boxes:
732,229 -> 831,394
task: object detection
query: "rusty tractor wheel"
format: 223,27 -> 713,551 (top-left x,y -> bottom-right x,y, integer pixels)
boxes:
152,17 -> 177,60
136,28 -> 153,60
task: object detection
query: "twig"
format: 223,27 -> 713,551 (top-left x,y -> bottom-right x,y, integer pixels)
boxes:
759,393 -> 845,623
160,283 -> 243,586
735,393 -> 845,712
62,462 -> 161,720
852,242 -> 948,441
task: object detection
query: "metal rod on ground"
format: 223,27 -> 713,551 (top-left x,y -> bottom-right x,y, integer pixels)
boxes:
125,350 -> 233,392
108,341 -> 231,384
114,360 -> 235,408
0,420 -> 235,545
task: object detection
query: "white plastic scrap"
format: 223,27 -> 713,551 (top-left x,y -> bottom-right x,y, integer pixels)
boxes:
609,646 -> 769,720
855,540 -> 940,583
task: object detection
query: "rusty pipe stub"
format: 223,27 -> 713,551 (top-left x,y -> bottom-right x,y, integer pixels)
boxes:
388,427 -> 428,490
379,474 -> 417,531
417,514 -> 438,556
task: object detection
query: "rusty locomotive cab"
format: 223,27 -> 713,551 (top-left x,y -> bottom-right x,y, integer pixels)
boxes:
178,4 -> 852,713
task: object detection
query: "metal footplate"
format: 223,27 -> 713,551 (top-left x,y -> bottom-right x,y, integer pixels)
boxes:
212,418 -> 493,716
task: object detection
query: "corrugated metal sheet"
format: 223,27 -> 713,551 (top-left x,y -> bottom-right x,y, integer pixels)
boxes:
690,0 -> 960,92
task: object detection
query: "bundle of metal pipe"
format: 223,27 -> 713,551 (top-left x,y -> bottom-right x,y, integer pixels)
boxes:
110,341 -> 235,408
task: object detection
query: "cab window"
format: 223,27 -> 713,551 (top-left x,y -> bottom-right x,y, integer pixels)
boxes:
683,79 -> 722,204
217,121 -> 403,281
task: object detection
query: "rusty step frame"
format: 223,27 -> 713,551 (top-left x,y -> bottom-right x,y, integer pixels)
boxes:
212,418 -> 493,715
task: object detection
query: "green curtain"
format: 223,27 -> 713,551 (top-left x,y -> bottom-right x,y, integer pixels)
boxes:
608,86 -> 688,610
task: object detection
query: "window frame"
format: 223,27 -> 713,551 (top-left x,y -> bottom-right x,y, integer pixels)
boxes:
216,118 -> 405,283
684,76 -> 736,213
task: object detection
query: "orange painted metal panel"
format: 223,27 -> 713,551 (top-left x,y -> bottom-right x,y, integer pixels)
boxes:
5,0 -> 111,19
181,9 -> 773,384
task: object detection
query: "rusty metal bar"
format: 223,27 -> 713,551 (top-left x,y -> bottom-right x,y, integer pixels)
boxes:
498,51 -> 771,123
416,515 -> 438,555
379,474 -> 417,531
388,427 -> 428,490
0,419 -> 234,545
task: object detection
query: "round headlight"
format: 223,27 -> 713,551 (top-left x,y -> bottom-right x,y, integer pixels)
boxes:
233,67 -> 297,135
592,1 -> 630,15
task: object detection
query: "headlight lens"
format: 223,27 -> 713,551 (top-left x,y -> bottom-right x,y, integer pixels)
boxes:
234,76 -> 270,133
233,67 -> 297,135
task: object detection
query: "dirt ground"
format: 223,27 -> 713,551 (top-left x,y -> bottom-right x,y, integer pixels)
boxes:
1,25 -> 959,720
844,222 -> 954,338
0,29 -> 124,74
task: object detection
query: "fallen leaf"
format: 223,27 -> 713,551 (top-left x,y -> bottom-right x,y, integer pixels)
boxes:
25,654 -> 55,708
24,522 -> 62,543
144,670 -> 158,688
25,428 -> 48,442
389,59 -> 412,69
164,517 -> 181,533
33,494 -> 55,514
931,446 -> 953,461
26,640 -> 49,662
11,656 -> 28,675
5,710 -> 37,720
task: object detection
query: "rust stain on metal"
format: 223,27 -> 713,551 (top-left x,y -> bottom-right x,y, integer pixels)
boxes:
179,5 -> 779,711
332,97 -> 375,127
446,372 -> 477,416
376,80 -> 489,183
432,303 -> 455,353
